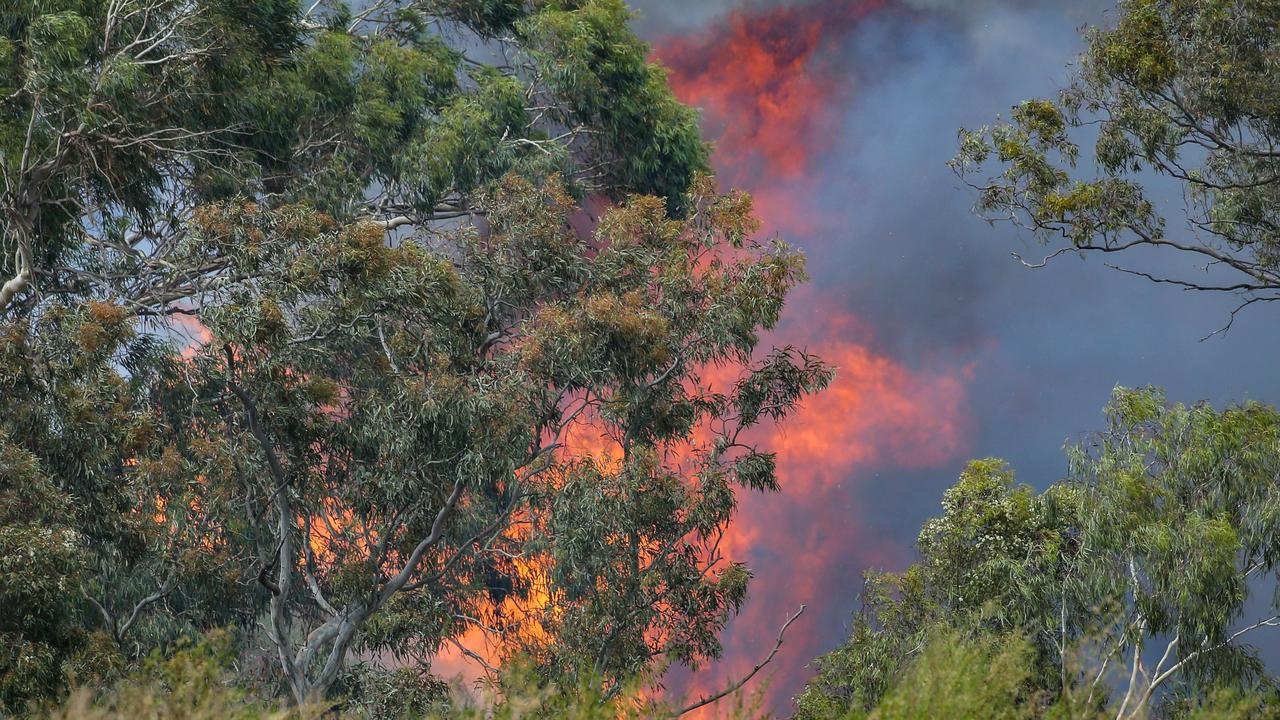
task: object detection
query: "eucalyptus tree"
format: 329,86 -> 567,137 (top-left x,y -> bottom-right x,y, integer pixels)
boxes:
0,0 -> 707,316
173,175 -> 829,703
1068,389 -> 1280,718
0,0 -> 300,313
0,0 -> 799,708
794,460 -> 1086,720
0,435 -> 90,708
953,0 -> 1280,328
0,297 -> 255,712
796,388 -> 1280,720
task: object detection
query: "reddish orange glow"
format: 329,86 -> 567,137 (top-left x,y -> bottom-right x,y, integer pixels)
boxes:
656,0 -> 891,186
168,313 -> 212,358
164,4 -> 978,711
432,309 -> 973,713
304,499 -> 379,568
652,2 -> 976,716
560,408 -> 626,473
430,513 -> 558,687
152,494 -> 168,526
668,309 -> 971,716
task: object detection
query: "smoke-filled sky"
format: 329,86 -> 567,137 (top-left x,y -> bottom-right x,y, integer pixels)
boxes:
625,0 -> 1280,714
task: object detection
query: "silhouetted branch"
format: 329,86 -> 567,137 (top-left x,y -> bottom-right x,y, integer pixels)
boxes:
676,605 -> 806,717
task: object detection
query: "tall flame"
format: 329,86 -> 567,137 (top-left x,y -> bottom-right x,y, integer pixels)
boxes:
651,1 -> 974,715
658,0 -> 898,242
659,0 -> 891,185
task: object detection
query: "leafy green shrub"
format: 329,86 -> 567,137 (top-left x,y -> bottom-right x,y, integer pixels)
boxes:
862,629 -> 1034,720
45,630 -> 286,720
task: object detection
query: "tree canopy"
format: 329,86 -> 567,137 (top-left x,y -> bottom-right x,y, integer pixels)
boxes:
0,0 -> 835,713
806,3 -> 1280,716
0,0 -> 709,317
797,387 -> 1280,720
952,0 -> 1280,329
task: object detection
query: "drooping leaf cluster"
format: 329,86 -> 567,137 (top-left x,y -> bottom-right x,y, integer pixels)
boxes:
162,174 -> 826,702
0,0 -> 807,712
0,302 -> 243,709
952,0 -> 1280,321
0,167 -> 827,710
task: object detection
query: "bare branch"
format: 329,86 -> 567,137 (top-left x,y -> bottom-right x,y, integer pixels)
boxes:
675,605 -> 806,717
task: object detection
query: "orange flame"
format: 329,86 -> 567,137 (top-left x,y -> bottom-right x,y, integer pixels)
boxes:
666,311 -> 972,716
657,0 -> 891,185
653,2 -> 975,715
168,312 -> 213,359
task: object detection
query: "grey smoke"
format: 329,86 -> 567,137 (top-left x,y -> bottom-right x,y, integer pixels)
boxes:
632,0 -> 1108,34
631,0 -> 1280,712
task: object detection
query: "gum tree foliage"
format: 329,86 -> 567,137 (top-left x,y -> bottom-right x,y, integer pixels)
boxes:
0,441 -> 88,709
31,628 -> 1279,720
0,0 -> 708,316
796,388 -> 1280,720
803,629 -> 1276,720
0,0 -> 770,710
952,0 -> 1280,327
8,172 -> 826,706
39,633 -> 696,720
181,176 -> 826,702
0,302 -> 244,710
855,630 -> 1037,720
793,460 -> 1085,720
0,0 -> 716,696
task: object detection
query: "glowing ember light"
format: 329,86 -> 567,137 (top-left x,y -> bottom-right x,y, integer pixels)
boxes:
168,312 -> 213,359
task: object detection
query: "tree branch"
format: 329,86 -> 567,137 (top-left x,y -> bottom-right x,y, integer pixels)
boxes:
675,605 -> 805,717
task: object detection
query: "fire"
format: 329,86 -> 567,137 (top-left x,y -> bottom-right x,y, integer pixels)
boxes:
657,0 -> 891,186
560,408 -> 626,473
432,515 -> 558,679
764,310 -> 970,474
430,308 -> 973,713
430,412 -> 610,686
156,4 -> 979,712
168,312 -> 212,359
665,310 -> 972,716
651,1 -> 977,715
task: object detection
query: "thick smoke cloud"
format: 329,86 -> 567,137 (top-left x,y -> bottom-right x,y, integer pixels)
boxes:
630,0 -> 1280,715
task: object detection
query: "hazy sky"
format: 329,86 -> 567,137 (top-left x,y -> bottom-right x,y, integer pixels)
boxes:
623,0 -> 1280,713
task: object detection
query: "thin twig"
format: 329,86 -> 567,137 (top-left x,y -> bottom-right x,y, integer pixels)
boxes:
675,605 -> 806,717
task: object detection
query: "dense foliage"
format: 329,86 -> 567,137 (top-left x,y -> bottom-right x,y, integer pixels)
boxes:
801,3 -> 1280,717
0,0 -> 709,317
0,0 -> 835,713
797,388 -> 1280,720
37,631 -> 691,720
7,0 -> 1280,717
